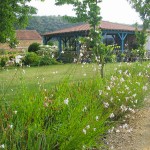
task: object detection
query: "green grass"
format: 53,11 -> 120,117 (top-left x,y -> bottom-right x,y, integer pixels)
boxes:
0,62 -> 150,149
0,63 -> 118,101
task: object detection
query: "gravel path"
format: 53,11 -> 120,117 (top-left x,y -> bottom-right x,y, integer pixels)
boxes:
106,97 -> 150,150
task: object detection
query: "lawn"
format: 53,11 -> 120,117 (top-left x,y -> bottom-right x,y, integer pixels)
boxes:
0,63 -> 117,101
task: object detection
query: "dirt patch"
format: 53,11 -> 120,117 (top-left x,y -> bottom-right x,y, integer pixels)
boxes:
106,97 -> 150,150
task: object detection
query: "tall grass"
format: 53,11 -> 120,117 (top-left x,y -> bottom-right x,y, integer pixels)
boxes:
0,62 -> 150,149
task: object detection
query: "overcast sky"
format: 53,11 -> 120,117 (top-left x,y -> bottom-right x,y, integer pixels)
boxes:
28,0 -> 142,25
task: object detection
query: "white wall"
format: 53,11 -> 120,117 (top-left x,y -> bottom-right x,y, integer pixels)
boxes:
145,34 -> 150,57
145,35 -> 150,51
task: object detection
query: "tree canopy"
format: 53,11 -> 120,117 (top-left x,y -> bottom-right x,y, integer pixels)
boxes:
127,0 -> 150,30
0,0 -> 36,45
26,16 -> 82,34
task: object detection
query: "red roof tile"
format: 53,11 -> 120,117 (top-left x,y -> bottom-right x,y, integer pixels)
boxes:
43,21 -> 136,36
16,30 -> 42,40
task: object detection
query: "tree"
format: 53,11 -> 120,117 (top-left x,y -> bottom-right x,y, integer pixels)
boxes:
127,0 -> 150,30
55,0 -> 113,78
127,0 -> 150,62
0,0 -> 36,46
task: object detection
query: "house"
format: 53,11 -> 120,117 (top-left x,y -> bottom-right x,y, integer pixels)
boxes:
0,30 -> 42,50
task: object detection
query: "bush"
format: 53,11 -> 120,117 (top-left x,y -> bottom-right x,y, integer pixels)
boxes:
0,49 -> 7,55
23,52 -> 40,66
39,56 -> 59,65
0,56 -> 9,67
28,43 -> 40,53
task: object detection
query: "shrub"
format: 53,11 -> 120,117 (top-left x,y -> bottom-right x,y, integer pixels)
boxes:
38,45 -> 58,56
0,49 -> 7,55
0,56 -> 9,67
23,52 -> 40,66
28,42 -> 40,53
39,56 -> 59,65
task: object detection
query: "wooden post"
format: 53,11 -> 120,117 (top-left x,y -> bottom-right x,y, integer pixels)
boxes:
118,33 -> 127,52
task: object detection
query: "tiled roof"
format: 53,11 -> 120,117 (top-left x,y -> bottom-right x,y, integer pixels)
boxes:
16,30 -> 42,40
43,21 -> 136,36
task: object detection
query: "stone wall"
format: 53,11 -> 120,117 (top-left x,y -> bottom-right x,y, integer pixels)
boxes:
0,40 -> 42,51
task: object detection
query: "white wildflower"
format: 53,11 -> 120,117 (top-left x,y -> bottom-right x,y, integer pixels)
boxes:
125,97 -> 129,101
116,129 -> 120,133
99,90 -> 102,95
120,77 -> 125,83
125,85 -> 129,90
83,129 -> 86,134
86,125 -> 90,129
104,92 -> 108,96
138,72 -> 142,76
96,116 -> 99,121
128,107 -> 135,113
114,68 -> 117,71
118,70 -> 122,74
73,58 -> 77,62
111,76 -> 115,81
110,97 -> 113,102
44,102 -> 49,107
106,86 -> 111,91
0,144 -> 5,149
80,53 -> 83,57
83,73 -> 86,76
13,111 -> 17,114
132,94 -> 137,98
120,105 -> 128,112
127,128 -> 133,133
9,124 -> 13,129
122,123 -> 128,129
64,98 -> 69,105
82,106 -> 87,112
103,102 -> 109,108
143,86 -> 148,91
93,128 -> 96,131
22,69 -> 25,74
110,113 -> 115,118
82,145 -> 86,149
15,55 -> 23,64
52,54 -> 54,58
134,100 -> 138,103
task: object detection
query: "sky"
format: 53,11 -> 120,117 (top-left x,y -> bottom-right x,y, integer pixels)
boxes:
28,0 -> 142,25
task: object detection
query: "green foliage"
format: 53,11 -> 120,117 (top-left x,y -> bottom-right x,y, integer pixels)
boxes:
23,52 -> 40,66
39,56 -> 59,65
134,26 -> 148,62
0,0 -> 36,44
60,51 -> 77,63
0,49 -> 7,55
0,56 -> 9,67
128,0 -> 149,62
127,0 -> 150,29
28,42 -> 41,53
26,16 -> 82,34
